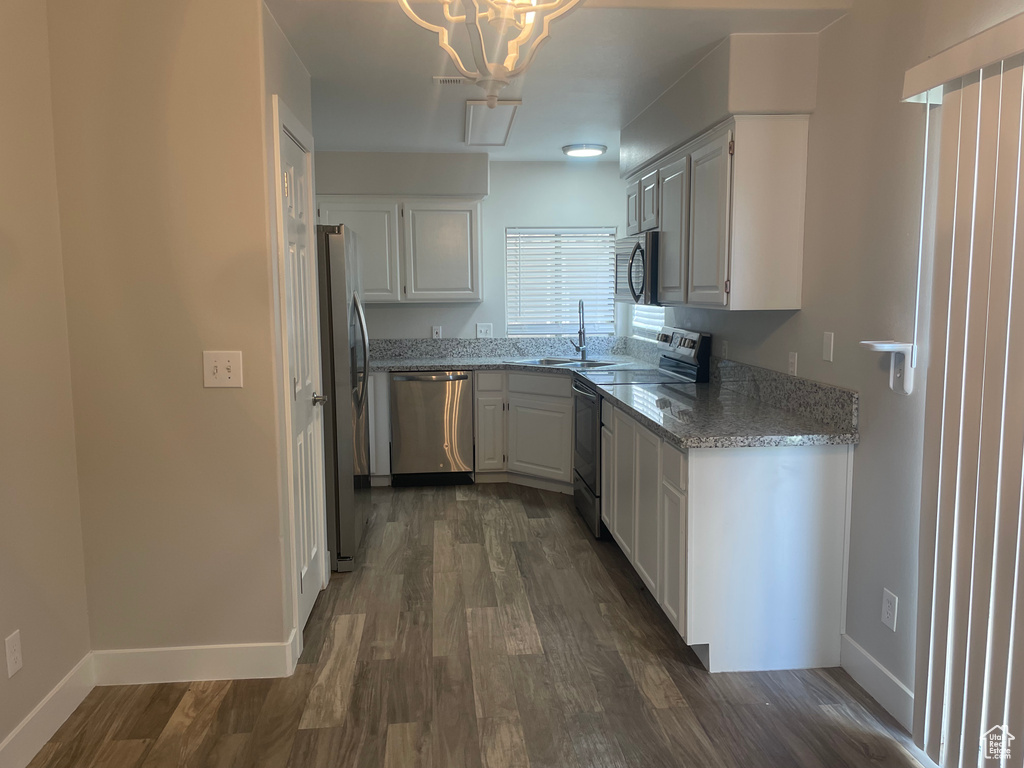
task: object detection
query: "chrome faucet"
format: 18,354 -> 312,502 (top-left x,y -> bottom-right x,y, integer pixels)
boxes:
570,299 -> 588,361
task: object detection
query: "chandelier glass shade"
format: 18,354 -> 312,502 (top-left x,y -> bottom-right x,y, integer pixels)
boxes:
398,0 -> 584,107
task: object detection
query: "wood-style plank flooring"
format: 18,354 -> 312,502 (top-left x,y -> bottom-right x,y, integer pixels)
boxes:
30,483 -> 925,768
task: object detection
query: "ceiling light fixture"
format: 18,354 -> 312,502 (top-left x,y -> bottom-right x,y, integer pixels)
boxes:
399,0 -> 584,108
562,144 -> 607,158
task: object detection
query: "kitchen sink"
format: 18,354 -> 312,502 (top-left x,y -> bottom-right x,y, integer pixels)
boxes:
505,358 -> 618,369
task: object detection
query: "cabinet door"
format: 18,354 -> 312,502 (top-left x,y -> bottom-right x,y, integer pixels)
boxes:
687,130 -> 732,307
611,409 -> 636,559
507,395 -> 572,482
475,394 -> 506,472
661,481 -> 686,638
640,170 -> 660,231
626,180 -> 640,236
318,198 -> 401,303
657,157 -> 689,304
403,200 -> 481,302
601,425 -> 614,528
633,424 -> 661,597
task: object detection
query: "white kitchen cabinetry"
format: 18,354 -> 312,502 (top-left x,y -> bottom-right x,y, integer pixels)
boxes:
317,196 -> 482,303
625,179 -> 640,236
632,422 -> 662,598
604,405 -> 849,673
657,156 -> 689,304
317,199 -> 401,303
600,424 -> 614,528
475,372 -> 506,472
660,444 -> 688,637
622,115 -> 808,310
610,408 -> 637,560
403,199 -> 481,302
507,398 -> 572,483
639,169 -> 660,231
687,128 -> 732,306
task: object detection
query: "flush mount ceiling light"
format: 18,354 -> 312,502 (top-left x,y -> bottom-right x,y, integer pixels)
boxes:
562,144 -> 607,157
398,0 -> 584,108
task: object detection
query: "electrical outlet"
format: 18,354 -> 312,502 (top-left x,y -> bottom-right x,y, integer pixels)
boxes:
476,323 -> 493,339
721,340 -> 729,360
432,326 -> 443,340
823,332 -> 835,362
788,352 -> 798,376
882,588 -> 898,632
6,630 -> 22,678
203,351 -> 243,388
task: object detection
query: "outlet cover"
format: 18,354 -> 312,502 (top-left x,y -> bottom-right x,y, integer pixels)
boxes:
203,351 -> 243,388
788,352 -> 798,376
882,588 -> 898,632
6,630 -> 22,678
476,323 -> 493,339
721,341 -> 729,360
432,326 -> 443,340
823,332 -> 835,362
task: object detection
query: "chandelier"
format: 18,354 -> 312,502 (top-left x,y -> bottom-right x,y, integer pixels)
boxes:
398,0 -> 584,107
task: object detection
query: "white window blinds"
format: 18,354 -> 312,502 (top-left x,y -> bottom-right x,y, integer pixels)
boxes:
506,227 -> 616,337
914,54 -> 1024,768
631,305 -> 666,340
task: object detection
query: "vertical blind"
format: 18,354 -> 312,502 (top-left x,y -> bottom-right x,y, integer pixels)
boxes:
915,54 -> 1024,768
506,227 -> 616,336
631,305 -> 667,339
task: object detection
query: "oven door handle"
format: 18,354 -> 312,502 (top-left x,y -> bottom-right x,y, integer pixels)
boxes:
572,381 -> 599,400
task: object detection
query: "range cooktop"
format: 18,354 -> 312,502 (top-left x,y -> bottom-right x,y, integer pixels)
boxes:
580,369 -> 687,386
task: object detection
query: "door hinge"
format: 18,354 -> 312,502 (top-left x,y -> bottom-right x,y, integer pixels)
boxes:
403,285 -> 407,295
728,140 -> 735,155
317,207 -> 321,220
724,279 -> 731,294
283,171 -> 290,197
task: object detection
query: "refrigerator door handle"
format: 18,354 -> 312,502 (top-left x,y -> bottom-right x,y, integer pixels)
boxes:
354,292 -> 370,409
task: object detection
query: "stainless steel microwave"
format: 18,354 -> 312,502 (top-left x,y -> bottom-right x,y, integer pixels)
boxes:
614,231 -> 660,305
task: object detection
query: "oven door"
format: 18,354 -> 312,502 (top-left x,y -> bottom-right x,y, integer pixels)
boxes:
572,379 -> 600,492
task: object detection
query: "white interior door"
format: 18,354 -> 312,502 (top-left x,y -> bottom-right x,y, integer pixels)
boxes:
278,104 -> 326,632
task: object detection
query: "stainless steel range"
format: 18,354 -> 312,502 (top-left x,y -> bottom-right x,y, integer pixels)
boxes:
572,326 -> 711,537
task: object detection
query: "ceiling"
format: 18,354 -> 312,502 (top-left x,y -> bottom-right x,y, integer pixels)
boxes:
265,0 -> 846,161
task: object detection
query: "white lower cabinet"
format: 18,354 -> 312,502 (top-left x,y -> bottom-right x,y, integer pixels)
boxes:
632,422 -> 662,599
475,394 -> 506,471
600,424 -> 614,528
611,408 -> 636,560
660,445 -> 688,638
507,394 -> 572,482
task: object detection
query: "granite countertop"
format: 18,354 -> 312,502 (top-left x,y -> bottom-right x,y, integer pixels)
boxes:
599,381 -> 858,449
370,355 -> 858,450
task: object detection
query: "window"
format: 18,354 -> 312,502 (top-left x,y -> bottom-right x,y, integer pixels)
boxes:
506,227 -> 616,336
631,304 -> 666,340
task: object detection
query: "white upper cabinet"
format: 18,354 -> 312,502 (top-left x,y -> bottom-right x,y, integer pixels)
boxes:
657,155 -> 689,305
316,196 -> 482,304
687,128 -> 733,307
318,198 -> 401,303
403,199 -> 481,302
625,179 -> 640,236
622,115 -> 808,310
639,169 -> 660,231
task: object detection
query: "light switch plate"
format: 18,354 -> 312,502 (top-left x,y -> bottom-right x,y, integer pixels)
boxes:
203,351 -> 243,388
476,323 -> 493,339
823,332 -> 835,362
721,341 -> 729,360
6,630 -> 22,678
788,352 -> 798,376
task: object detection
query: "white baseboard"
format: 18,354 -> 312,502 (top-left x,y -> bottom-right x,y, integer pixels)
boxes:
0,654 -> 95,768
92,628 -> 299,686
840,634 -> 914,731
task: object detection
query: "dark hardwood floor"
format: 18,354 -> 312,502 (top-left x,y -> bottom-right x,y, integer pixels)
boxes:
29,483 -> 925,768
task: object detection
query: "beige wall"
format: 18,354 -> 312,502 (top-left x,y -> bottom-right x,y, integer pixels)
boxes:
362,160 -> 626,339
0,0 -> 91,742
316,151 -> 491,197
666,0 -> 1019,699
47,0 -> 287,649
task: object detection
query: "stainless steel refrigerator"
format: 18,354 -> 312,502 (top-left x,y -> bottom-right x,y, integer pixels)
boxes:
316,224 -> 370,573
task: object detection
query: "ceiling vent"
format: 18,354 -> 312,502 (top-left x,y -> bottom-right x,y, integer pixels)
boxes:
433,76 -> 467,86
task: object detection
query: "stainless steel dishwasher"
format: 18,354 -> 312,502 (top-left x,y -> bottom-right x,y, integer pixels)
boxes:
390,370 -> 474,484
